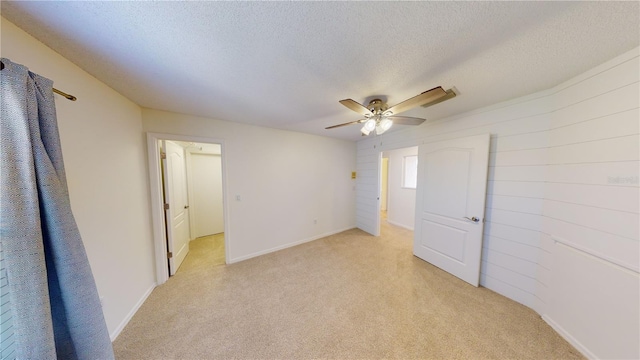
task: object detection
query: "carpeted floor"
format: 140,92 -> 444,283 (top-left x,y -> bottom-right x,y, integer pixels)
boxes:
177,233 -> 226,272
113,222 -> 583,359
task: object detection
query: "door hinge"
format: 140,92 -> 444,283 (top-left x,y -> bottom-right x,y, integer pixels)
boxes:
167,251 -> 173,259
164,203 -> 170,210
160,152 -> 167,160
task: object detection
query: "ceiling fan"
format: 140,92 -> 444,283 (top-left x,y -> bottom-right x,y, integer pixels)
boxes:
327,86 -> 456,136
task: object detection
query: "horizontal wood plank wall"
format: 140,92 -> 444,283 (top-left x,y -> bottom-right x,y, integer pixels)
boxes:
355,48 -> 639,346
356,139 -> 380,235
541,50 -> 639,359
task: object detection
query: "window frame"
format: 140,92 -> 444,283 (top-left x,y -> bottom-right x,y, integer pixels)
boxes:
402,155 -> 418,189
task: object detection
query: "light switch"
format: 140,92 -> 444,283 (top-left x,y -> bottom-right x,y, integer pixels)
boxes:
236,195 -> 241,201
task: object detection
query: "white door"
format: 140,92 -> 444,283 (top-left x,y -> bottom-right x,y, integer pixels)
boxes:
162,140 -> 190,275
413,134 -> 490,286
191,153 -> 224,237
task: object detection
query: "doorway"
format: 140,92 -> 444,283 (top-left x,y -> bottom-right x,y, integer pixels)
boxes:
147,133 -> 229,285
371,136 -> 489,286
379,146 -> 418,233
187,147 -> 224,238
184,143 -> 226,270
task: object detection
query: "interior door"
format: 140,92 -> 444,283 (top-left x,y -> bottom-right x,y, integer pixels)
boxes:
162,140 -> 190,275
413,134 -> 490,286
191,153 -> 224,237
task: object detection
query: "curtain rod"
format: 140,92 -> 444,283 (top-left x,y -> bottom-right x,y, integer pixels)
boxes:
52,88 -> 77,101
0,60 -> 77,101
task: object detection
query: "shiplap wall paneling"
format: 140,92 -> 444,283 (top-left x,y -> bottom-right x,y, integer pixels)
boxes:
355,138 -> 382,235
541,51 -> 639,360
545,240 -> 638,360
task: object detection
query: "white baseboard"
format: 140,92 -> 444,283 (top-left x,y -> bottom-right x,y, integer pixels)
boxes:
386,219 -> 414,231
228,227 -> 355,264
541,314 -> 596,359
110,283 -> 156,341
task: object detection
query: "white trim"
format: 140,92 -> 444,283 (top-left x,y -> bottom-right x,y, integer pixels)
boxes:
146,134 -> 169,285
185,147 -> 195,241
146,132 -> 231,285
228,227 -> 355,264
110,283 -> 155,341
542,315 -> 596,360
385,219 -> 414,231
374,151 -> 382,236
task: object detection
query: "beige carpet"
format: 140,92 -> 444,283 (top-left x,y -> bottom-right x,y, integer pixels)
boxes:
113,223 -> 583,359
177,233 -> 226,271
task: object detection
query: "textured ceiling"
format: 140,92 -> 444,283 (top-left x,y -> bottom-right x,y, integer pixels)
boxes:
2,2 -> 638,141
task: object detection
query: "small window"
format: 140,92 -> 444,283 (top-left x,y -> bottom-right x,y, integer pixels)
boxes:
403,155 -> 418,189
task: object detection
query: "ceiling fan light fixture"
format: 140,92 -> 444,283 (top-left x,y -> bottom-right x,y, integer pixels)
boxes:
380,118 -> 393,131
363,119 -> 376,131
374,118 -> 393,135
361,126 -> 371,136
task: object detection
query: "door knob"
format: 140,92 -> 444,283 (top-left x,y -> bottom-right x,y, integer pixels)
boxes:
464,216 -> 480,222
184,205 -> 189,209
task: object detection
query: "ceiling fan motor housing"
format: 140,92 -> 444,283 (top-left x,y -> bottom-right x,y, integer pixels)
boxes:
367,99 -> 389,114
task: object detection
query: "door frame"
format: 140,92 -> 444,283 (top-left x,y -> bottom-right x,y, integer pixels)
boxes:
380,146 -> 419,232
147,132 -> 230,285
373,151 -> 382,236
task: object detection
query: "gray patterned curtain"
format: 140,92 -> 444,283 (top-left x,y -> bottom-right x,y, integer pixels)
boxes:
0,58 -> 114,359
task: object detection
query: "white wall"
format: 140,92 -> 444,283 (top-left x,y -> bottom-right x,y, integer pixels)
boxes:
188,152 -> 224,237
386,147 -> 418,230
356,48 -> 639,359
142,109 -> 357,263
182,142 -> 224,237
1,18 -> 156,340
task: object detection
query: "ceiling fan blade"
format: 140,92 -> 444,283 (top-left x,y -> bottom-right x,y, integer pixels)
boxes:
420,88 -> 457,109
386,86 -> 448,115
325,119 -> 365,129
387,116 -> 426,126
339,99 -> 373,116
